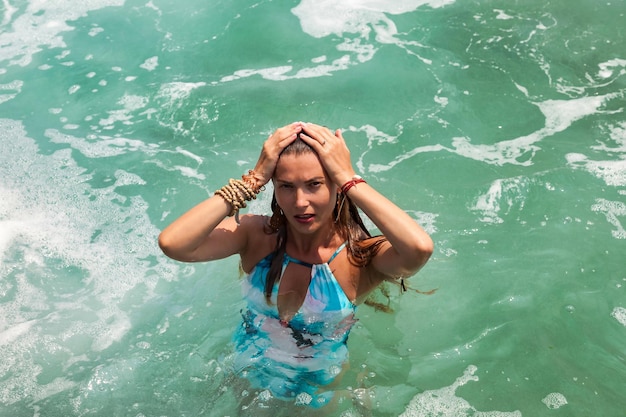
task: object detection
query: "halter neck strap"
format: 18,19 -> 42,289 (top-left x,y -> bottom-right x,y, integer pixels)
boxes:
327,242 -> 347,263
283,242 -> 347,267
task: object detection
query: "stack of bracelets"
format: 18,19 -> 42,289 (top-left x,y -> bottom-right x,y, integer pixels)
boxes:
214,170 -> 264,223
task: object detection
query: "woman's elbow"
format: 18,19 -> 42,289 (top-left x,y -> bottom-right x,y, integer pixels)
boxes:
158,231 -> 180,260
421,236 -> 434,260
410,236 -> 434,271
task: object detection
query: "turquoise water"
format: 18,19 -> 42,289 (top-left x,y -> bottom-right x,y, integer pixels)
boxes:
1,0 -> 625,415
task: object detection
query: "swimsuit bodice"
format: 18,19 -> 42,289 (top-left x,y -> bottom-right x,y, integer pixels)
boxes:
231,242 -> 358,406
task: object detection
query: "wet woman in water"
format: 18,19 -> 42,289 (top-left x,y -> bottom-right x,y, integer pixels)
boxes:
158,121 -> 433,408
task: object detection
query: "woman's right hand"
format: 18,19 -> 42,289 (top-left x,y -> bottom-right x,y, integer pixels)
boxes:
159,122 -> 303,263
252,122 -> 303,187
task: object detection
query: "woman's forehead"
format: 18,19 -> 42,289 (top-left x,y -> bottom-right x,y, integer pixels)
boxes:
275,153 -> 326,179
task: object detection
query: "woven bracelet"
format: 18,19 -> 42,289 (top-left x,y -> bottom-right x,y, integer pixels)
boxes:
340,175 -> 366,194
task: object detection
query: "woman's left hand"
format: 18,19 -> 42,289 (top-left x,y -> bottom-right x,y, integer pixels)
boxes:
298,123 -> 357,187
252,122 -> 303,187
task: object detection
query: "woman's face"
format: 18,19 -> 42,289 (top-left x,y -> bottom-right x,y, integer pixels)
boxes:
273,152 -> 337,235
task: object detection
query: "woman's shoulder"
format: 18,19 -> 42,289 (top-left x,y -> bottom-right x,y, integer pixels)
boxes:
238,214 -> 277,272
238,213 -> 271,229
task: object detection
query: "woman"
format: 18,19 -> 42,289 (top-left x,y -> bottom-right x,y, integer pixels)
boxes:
158,122 -> 433,408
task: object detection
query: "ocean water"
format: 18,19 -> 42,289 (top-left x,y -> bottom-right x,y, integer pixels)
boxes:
1,0 -> 625,416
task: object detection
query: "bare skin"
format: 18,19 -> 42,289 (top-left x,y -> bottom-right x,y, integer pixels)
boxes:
158,121 -> 434,316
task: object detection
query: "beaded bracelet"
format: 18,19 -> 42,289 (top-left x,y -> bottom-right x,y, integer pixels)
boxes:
214,171 -> 264,223
340,175 -> 366,194
241,170 -> 265,193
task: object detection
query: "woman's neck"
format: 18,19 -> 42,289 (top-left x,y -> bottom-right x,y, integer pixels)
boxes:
285,224 -> 341,260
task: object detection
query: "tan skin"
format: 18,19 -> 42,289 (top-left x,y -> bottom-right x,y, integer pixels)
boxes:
158,122 -> 434,321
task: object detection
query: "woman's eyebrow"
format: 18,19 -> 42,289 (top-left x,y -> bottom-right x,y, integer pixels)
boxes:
274,178 -> 293,184
275,176 -> 325,183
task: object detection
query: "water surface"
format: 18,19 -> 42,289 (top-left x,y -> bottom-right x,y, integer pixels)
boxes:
1,0 -> 625,416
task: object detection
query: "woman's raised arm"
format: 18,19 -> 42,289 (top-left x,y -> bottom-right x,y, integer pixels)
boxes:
299,123 -> 434,278
158,122 -> 303,263
158,195 -> 243,262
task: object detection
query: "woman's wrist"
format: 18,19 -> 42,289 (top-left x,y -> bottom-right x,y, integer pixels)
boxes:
242,170 -> 266,193
340,175 -> 366,194
214,170 -> 266,224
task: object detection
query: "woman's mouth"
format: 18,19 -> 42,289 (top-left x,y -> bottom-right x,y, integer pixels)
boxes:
294,214 -> 315,223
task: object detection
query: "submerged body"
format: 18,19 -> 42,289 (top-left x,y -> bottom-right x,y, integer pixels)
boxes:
233,244 -> 355,407
159,122 -> 433,407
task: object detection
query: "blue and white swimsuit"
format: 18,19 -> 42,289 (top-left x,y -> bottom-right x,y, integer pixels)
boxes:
232,243 -> 357,407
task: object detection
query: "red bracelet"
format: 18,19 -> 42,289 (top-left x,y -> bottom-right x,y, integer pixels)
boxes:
340,175 -> 366,194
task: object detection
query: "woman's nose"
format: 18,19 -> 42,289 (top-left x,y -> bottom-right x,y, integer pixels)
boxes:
295,188 -> 308,207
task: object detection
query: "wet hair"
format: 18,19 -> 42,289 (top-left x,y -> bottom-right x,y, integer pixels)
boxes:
263,138 -> 386,303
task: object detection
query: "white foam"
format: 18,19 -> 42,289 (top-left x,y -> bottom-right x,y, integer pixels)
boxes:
112,170 -> 147,187
0,0 -> 125,67
452,92 -> 619,166
293,0 -> 455,39
0,79 -> 23,105
47,129 -> 157,158
400,365 -> 521,417
1,0 -> 18,26
593,121 -> 626,153
88,26 -> 104,37
343,123 -> 448,173
611,307 -> 626,326
368,143 -> 447,173
346,124 -> 441,176
219,0 -> 453,83
567,154 -> 626,187
219,66 -> 293,82
118,93 -> 150,111
91,314 -> 132,352
175,146 -> 204,164
139,56 -> 159,71
348,124 -> 399,172
0,319 -> 37,346
156,82 -> 206,102
591,198 -> 626,239
154,82 -> 209,132
566,122 -> 626,187
494,9 -> 514,20
471,176 -> 530,223
0,118 -> 180,404
48,127 -> 208,185
406,210 -> 439,235
292,0 -> 447,66
357,90 -> 622,172
31,376 -> 76,403
91,93 -> 152,128
174,165 -> 206,180
597,58 -> 626,79
541,392 -> 567,409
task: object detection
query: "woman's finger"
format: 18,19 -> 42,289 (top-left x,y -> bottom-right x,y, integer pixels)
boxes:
301,123 -> 334,148
271,123 -> 303,146
252,123 -> 304,185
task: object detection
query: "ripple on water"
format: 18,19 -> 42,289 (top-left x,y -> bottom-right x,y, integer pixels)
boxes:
399,366 -> 522,417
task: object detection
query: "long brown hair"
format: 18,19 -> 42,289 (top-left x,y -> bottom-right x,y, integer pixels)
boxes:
262,138 -> 386,303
